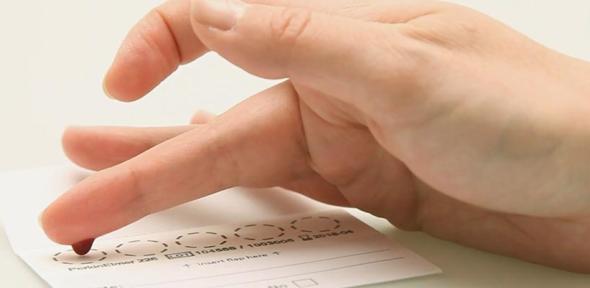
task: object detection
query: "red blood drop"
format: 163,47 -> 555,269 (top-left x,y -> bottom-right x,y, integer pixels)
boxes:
72,238 -> 95,255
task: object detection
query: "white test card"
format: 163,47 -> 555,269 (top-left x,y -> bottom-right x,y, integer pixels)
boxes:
21,209 -> 440,288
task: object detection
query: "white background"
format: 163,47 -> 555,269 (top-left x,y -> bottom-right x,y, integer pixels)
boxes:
1,0 -> 590,286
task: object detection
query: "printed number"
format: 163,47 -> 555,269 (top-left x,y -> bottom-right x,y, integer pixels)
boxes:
137,257 -> 158,263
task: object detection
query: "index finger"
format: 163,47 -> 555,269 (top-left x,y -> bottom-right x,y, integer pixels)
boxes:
41,82 -> 310,244
104,0 -> 208,101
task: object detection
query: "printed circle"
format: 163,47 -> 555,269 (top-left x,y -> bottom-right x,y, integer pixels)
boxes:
290,216 -> 341,233
234,224 -> 285,241
52,249 -> 107,265
175,231 -> 228,248
115,240 -> 168,257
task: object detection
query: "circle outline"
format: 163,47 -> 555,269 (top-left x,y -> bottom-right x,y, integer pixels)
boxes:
114,239 -> 169,257
234,224 -> 286,241
290,216 -> 341,233
52,249 -> 108,265
175,231 -> 228,249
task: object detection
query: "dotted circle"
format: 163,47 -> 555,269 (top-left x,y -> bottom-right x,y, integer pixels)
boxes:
234,224 -> 285,241
175,231 -> 228,248
114,239 -> 168,257
290,216 -> 341,233
52,249 -> 107,265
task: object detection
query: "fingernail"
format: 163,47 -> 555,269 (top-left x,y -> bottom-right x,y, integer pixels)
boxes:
72,238 -> 95,255
192,0 -> 246,31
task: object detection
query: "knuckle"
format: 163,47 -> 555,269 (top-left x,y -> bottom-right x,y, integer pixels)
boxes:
270,7 -> 312,45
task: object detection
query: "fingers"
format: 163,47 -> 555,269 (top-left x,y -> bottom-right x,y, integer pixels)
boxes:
62,126 -> 194,171
63,110 -> 347,208
42,82 -> 311,244
190,0 -> 414,112
104,0 -> 208,101
63,111 -> 216,171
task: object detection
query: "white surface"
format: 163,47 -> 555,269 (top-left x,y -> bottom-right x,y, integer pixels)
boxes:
0,0 -> 590,287
0,167 -> 439,288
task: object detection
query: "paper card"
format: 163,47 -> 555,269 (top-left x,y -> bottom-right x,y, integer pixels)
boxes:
0,166 -> 440,287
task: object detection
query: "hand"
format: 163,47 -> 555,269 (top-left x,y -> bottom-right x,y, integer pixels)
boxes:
41,0 -> 590,272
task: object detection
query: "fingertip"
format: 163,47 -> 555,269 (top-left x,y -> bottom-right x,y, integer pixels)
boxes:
103,58 -> 160,102
61,126 -> 102,170
39,205 -> 72,245
102,79 -> 115,100
61,126 -> 85,163
40,193 -> 103,245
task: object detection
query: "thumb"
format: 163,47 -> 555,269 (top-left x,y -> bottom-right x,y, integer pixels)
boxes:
190,0 -> 414,108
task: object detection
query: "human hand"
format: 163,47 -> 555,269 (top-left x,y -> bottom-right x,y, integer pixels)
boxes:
41,0 -> 590,272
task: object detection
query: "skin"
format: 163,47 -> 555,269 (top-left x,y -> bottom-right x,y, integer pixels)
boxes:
40,0 -> 590,272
